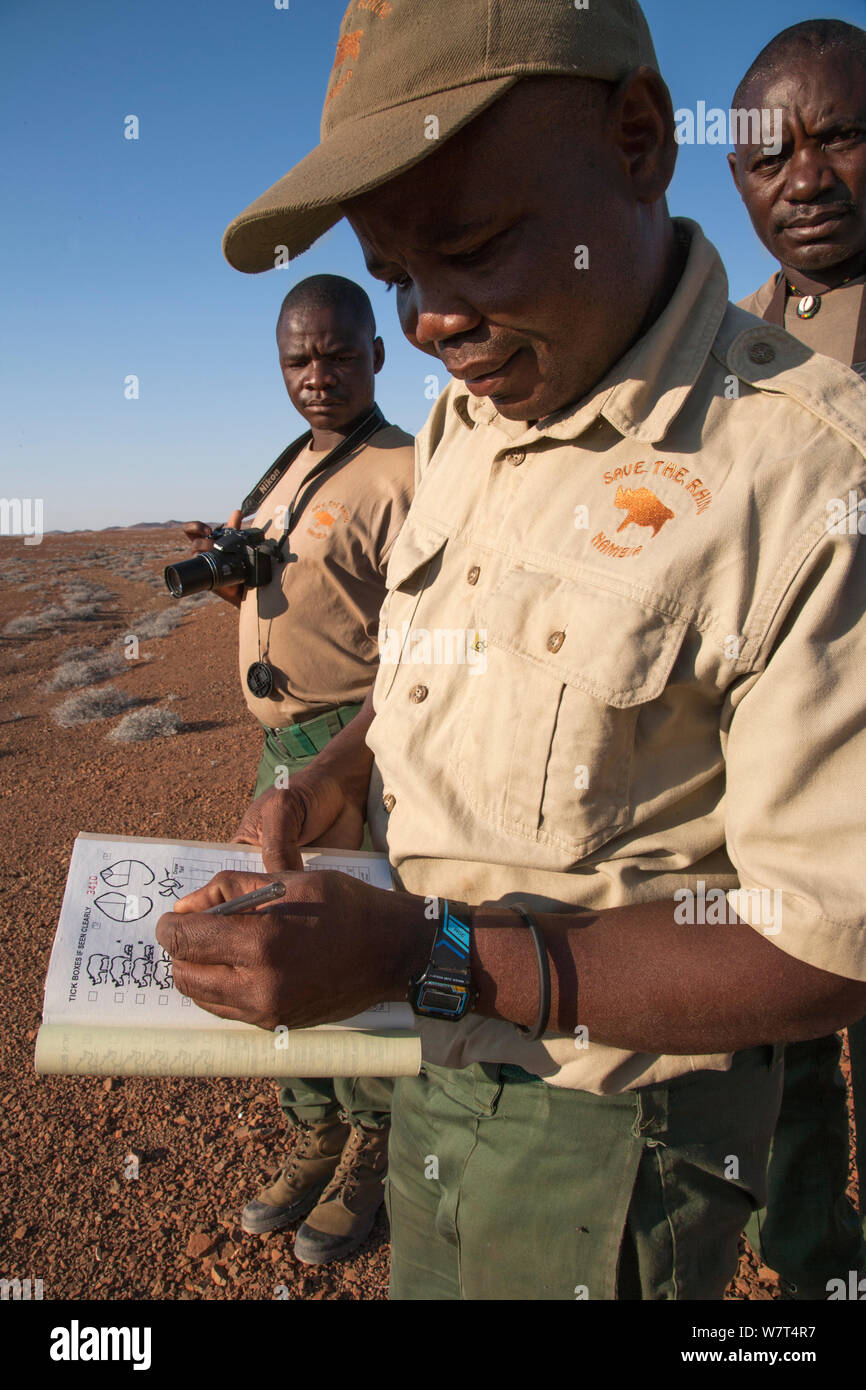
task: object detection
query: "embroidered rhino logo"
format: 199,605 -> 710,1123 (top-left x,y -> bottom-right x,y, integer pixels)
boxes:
614,486 -> 675,537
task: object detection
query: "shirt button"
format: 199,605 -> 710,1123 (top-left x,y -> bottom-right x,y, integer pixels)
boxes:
504,450 -> 525,466
382,793 -> 396,813
546,630 -> 566,653
409,684 -> 429,703
748,341 -> 775,365
466,565 -> 480,585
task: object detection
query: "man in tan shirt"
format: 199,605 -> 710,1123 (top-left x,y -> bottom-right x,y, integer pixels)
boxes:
160,0 -> 866,1299
731,21 -> 866,383
184,274 -> 414,1266
728,18 -> 866,1300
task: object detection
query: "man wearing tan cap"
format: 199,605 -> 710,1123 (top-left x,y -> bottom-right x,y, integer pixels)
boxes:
728,19 -> 866,1300
159,0 -> 866,1299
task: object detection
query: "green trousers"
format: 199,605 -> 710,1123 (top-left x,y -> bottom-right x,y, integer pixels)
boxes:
385,1048 -> 784,1300
254,714 -> 390,1132
745,1026 -> 866,1297
255,704 -> 366,798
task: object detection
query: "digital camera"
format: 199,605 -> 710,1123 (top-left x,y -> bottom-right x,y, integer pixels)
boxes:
164,526 -> 279,598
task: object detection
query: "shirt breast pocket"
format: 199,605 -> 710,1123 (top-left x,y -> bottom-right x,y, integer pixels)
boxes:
449,567 -> 688,859
377,518 -> 448,699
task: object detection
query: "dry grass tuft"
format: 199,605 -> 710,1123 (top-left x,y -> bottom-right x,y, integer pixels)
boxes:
51,685 -> 139,727
131,609 -> 183,640
109,707 -> 181,742
4,615 -> 45,635
63,582 -> 113,604
46,651 -> 132,691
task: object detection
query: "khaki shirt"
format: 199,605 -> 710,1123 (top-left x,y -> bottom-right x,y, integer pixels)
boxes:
366,219 -> 866,1095
238,423 -> 414,725
739,271 -> 866,380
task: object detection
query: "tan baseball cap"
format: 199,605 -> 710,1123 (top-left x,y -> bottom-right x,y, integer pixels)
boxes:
223,0 -> 660,274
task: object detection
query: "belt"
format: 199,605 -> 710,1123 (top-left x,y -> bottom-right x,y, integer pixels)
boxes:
262,702 -> 362,759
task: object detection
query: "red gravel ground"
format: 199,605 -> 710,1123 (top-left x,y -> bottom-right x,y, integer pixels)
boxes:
0,528 -> 859,1302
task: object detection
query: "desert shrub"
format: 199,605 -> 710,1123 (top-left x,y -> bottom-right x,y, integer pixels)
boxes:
64,582 -> 113,604
131,609 -> 183,640
60,602 -> 106,621
33,604 -> 69,623
63,644 -> 100,661
109,707 -> 181,742
5,603 -> 74,632
51,685 -> 139,727
46,651 -> 128,690
4,615 -> 44,635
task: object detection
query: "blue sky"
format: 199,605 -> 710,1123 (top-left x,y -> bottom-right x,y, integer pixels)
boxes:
2,0 -> 863,532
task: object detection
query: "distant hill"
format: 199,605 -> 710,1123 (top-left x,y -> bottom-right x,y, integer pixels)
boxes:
44,521 -> 218,535
105,520 -> 186,531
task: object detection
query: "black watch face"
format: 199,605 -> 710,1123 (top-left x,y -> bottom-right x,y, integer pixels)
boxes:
246,660 -> 274,698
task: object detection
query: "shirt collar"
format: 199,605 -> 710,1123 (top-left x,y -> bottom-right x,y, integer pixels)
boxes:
451,218 -> 730,447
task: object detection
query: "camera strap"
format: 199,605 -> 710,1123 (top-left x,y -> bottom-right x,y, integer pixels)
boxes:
245,403 -> 388,702
240,403 -> 387,525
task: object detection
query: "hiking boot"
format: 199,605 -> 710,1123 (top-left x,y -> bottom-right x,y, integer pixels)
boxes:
293,1122 -> 390,1265
240,1113 -> 350,1235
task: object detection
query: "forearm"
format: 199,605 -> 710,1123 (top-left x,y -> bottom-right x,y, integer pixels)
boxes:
466,899 -> 866,1055
305,689 -> 375,813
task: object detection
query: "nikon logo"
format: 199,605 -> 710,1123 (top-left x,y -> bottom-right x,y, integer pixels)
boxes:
49,1320 -> 152,1371
0,1276 -> 43,1300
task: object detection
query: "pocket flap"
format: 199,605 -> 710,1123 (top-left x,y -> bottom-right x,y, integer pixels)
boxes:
484,568 -> 688,708
384,517 -> 448,592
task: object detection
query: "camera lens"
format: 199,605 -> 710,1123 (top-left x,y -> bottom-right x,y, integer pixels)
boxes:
164,538 -> 251,597
164,555 -> 217,597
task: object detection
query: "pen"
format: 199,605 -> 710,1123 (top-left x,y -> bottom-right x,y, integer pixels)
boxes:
203,881 -> 287,916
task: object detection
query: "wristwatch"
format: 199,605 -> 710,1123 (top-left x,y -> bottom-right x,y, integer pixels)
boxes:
408,899 -> 476,1021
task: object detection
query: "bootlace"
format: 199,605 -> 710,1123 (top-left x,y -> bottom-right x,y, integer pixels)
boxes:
325,1125 -> 385,1204
280,1120 -> 339,1182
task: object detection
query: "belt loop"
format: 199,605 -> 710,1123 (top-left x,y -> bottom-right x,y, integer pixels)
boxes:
633,1084 -> 669,1139
291,724 -> 319,756
336,701 -> 363,729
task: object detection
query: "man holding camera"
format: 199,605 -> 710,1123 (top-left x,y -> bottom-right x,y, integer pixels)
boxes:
182,274 -> 414,1265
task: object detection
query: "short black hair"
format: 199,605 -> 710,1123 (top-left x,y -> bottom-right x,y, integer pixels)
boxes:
277,274 -> 376,338
733,19 -> 866,109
